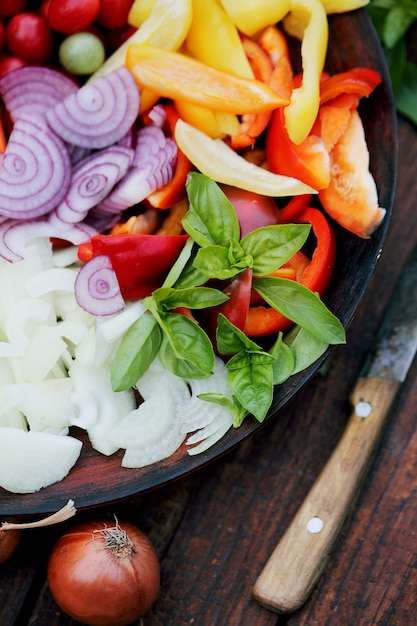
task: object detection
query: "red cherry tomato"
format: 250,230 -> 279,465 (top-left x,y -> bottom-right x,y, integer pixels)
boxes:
6,13 -> 53,64
42,0 -> 100,35
0,0 -> 27,19
221,185 -> 281,238
97,0 -> 134,30
0,56 -> 27,79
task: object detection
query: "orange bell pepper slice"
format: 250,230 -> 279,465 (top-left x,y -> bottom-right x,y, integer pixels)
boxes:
230,26 -> 293,150
125,44 -> 289,114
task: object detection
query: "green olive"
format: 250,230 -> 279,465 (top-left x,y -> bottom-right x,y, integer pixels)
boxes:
59,32 -> 106,76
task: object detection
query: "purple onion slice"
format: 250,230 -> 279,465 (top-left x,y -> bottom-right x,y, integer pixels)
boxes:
55,145 -> 135,224
0,115 -> 71,220
96,125 -> 177,215
46,67 -> 140,149
74,254 -> 125,316
0,217 -> 97,262
0,66 -> 78,122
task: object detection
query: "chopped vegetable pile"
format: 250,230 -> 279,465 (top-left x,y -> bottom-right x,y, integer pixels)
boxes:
0,0 -> 386,494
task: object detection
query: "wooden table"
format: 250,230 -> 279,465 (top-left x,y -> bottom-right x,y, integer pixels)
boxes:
1,114 -> 416,626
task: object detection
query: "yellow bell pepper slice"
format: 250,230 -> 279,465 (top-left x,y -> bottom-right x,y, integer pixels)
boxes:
186,0 -> 254,79
128,0 -> 157,26
174,119 -> 316,197
174,100 -> 240,138
319,0 -> 369,12
283,0 -> 328,145
220,0 -> 291,37
126,44 -> 289,114
89,0 -> 192,81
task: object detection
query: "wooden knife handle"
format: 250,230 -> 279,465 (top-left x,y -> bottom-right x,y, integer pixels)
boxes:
253,376 -> 400,614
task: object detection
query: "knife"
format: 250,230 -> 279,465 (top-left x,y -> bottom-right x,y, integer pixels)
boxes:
253,242 -> 417,614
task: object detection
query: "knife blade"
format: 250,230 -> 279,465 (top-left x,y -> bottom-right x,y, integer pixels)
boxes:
253,243 -> 417,614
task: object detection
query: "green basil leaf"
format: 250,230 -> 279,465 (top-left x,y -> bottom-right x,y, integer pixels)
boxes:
254,277 -> 346,344
226,351 -> 274,422
241,224 -> 310,276
158,311 -> 214,378
184,172 -> 240,247
159,335 -> 210,379
198,392 -> 249,428
283,325 -> 330,375
110,312 -> 162,391
172,244 -> 209,288
153,286 -> 229,311
269,332 -> 296,385
216,313 -> 262,356
193,245 -> 243,280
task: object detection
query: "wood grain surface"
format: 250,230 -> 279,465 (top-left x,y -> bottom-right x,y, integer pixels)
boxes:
1,20 -> 417,626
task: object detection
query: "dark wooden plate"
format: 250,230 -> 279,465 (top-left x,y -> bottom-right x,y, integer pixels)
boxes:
0,9 -> 397,516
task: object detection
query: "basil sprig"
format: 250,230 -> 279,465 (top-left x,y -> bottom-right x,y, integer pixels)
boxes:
111,172 -> 346,429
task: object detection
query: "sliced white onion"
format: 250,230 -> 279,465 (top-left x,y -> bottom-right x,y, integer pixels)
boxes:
56,145 -> 134,224
46,67 -> 140,149
74,254 -> 125,316
186,411 -> 233,455
0,65 -> 78,122
0,115 -> 71,220
0,427 -> 82,493
25,267 -> 77,297
180,357 -> 233,432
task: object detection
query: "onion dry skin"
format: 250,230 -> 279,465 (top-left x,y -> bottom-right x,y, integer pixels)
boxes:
47,518 -> 160,626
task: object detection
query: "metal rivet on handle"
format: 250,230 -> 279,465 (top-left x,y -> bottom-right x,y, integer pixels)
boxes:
355,401 -> 372,418
306,516 -> 324,534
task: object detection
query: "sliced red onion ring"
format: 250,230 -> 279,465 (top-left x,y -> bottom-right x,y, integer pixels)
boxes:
0,66 -> 78,123
46,67 -> 140,149
96,126 -> 177,214
0,217 -> 97,262
147,104 -> 167,128
0,115 -> 71,220
55,145 -> 134,224
74,255 -> 125,316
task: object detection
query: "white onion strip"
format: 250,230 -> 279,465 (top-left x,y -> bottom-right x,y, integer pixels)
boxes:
46,67 -> 140,149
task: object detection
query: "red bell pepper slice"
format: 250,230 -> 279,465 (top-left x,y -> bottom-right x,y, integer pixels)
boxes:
78,233 -> 188,299
319,67 -> 382,105
145,105 -> 192,209
266,105 -> 331,190
244,206 -> 336,338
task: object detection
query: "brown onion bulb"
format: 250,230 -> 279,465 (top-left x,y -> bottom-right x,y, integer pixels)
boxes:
47,517 -> 160,626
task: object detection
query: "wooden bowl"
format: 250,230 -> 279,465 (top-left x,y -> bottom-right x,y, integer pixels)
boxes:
1,9 -> 397,515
